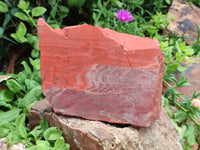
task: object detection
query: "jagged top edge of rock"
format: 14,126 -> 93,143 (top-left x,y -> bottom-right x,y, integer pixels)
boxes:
37,18 -> 160,52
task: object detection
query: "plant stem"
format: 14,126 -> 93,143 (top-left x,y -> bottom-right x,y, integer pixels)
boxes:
188,114 -> 200,127
163,79 -> 171,87
119,21 -> 123,32
24,11 -> 37,29
163,79 -> 200,127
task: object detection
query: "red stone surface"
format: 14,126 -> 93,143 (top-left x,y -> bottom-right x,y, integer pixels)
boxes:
38,18 -> 165,127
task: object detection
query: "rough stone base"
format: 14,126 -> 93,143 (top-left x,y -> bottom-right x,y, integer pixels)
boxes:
0,138 -> 26,150
29,99 -> 183,150
167,0 -> 200,45
175,57 -> 200,99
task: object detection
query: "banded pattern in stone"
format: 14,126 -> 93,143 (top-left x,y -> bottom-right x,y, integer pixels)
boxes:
38,18 -> 165,127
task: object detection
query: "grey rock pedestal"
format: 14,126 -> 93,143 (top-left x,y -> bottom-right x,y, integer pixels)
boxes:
29,99 -> 182,150
168,0 -> 200,45
0,138 -> 26,150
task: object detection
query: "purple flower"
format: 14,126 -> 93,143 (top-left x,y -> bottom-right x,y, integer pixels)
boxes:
116,9 -> 133,22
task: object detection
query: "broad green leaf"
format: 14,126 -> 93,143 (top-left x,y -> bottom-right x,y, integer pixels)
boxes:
36,140 -> 50,147
162,95 -> 168,107
111,0 -> 122,7
54,137 -> 65,149
165,0 -> 171,4
179,125 -> 187,140
6,79 -> 22,93
18,0 -> 29,10
15,114 -> 27,139
33,38 -> 39,49
18,86 -> 42,108
7,124 -> 15,132
166,62 -> 179,73
0,27 -> 3,38
0,90 -> 14,102
54,137 -> 70,150
10,22 -> 27,43
68,0 -> 86,7
92,13 -> 97,22
0,121 -> 10,138
23,9 -> 31,15
18,125 -> 27,139
50,24 -> 60,29
21,61 -> 32,74
28,140 -> 50,150
63,143 -> 70,150
57,5 -> 69,18
164,86 -> 174,98
50,6 -> 57,18
0,1 -> 9,13
182,96 -> 191,104
27,33 -> 37,44
32,71 -> 41,83
10,33 -> 19,42
5,130 -> 23,146
17,71 -> 27,84
10,33 -> 27,43
0,109 -> 21,123
28,145 -> 50,150
28,126 -> 43,142
40,116 -> 49,132
43,127 -> 63,141
25,79 -> 40,91
24,103 -> 33,115
183,124 -> 196,145
29,58 -> 40,71
31,49 -> 40,58
0,101 -> 12,108
179,82 -> 191,87
15,12 -> 28,21
48,0 -> 56,6
32,7 -> 47,17
17,22 -> 27,36
15,113 -> 25,129
175,53 -> 183,63
174,110 -> 188,123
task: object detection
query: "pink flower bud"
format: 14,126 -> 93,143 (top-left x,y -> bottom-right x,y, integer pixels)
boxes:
192,99 -> 200,108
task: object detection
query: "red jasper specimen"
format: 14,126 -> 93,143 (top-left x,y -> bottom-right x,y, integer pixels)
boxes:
38,18 -> 165,127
